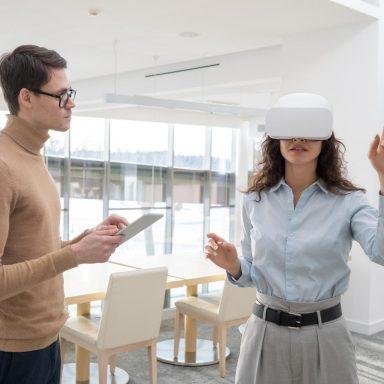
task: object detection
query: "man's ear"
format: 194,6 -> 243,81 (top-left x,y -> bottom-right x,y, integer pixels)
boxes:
18,88 -> 33,110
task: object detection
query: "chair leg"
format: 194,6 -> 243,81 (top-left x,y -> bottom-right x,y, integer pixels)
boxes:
109,355 -> 116,375
148,341 -> 157,384
212,326 -> 218,349
59,337 -> 66,379
174,309 -> 184,359
98,352 -> 108,384
218,324 -> 227,378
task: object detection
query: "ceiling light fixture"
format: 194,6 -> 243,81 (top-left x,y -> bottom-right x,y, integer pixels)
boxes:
179,31 -> 200,38
88,8 -> 100,16
103,94 -> 266,118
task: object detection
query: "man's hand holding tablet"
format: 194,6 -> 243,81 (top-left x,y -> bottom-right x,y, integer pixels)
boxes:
116,213 -> 164,244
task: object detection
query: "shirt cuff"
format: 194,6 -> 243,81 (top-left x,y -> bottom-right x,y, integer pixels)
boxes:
227,258 -> 252,286
227,270 -> 240,284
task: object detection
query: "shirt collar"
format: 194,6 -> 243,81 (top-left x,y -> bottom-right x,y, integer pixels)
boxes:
270,177 -> 328,194
1,115 -> 50,155
270,178 -> 286,192
315,179 -> 329,194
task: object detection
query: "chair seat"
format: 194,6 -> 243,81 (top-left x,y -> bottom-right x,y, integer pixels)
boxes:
61,316 -> 99,347
175,294 -> 221,322
199,293 -> 221,306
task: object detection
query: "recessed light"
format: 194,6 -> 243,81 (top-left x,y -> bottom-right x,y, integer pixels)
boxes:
88,8 -> 100,16
179,31 -> 200,38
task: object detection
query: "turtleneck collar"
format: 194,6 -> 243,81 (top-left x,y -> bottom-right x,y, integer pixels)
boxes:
1,115 -> 50,155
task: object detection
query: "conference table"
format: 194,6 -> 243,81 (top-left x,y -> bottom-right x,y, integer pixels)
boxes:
63,252 -> 227,383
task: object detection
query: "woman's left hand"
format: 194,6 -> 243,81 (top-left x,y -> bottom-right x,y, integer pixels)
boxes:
368,129 -> 384,177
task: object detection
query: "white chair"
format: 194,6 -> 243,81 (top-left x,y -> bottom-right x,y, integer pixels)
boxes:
61,267 -> 168,384
173,279 -> 256,378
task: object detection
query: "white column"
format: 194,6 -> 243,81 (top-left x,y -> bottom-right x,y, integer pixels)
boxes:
234,121 -> 254,247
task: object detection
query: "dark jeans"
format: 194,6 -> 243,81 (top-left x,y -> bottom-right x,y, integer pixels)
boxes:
0,339 -> 61,384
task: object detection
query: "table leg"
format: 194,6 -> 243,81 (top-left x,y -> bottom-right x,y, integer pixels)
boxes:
76,302 -> 90,382
184,285 -> 197,362
156,282 -> 230,366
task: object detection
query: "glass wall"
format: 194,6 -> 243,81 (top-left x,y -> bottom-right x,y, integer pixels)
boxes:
46,117 -> 237,251
69,117 -> 105,238
0,111 -> 7,128
1,111 -> 237,296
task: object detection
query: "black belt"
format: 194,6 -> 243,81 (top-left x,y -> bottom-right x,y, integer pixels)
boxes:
253,302 -> 342,328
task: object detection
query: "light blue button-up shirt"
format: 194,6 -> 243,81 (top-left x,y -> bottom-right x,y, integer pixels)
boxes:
228,178 -> 384,302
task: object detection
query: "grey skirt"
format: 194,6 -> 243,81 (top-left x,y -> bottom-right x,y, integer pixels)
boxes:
236,292 -> 358,384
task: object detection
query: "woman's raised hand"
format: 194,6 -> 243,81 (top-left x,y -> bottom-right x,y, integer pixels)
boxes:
204,232 -> 241,277
368,129 -> 384,176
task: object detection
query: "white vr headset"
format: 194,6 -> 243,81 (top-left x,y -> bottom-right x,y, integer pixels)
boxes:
265,93 -> 333,140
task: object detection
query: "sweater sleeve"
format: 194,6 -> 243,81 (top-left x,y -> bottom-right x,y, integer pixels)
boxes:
0,160 -> 78,302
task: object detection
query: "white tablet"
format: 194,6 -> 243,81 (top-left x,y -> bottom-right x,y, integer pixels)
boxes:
116,213 -> 163,244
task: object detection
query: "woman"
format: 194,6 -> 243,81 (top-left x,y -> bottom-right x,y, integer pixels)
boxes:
205,125 -> 384,383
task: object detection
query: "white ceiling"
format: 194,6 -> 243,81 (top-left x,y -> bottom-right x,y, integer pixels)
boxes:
0,0 -> 376,82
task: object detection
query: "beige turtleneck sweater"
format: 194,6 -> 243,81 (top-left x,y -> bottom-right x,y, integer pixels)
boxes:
0,115 -> 80,352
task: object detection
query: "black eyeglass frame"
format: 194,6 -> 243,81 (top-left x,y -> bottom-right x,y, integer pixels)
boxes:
29,88 -> 77,108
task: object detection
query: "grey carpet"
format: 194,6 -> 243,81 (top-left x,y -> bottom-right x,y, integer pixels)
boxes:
354,330 -> 384,384
62,320 -> 384,383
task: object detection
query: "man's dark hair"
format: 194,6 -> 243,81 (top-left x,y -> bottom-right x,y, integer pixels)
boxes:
0,45 -> 67,115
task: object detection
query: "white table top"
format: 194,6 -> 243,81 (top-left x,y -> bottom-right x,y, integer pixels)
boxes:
110,251 -> 226,285
64,262 -> 183,305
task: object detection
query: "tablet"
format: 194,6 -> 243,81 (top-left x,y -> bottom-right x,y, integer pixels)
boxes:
116,213 -> 163,244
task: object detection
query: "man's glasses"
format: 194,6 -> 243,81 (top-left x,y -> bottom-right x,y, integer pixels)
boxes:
29,88 -> 77,108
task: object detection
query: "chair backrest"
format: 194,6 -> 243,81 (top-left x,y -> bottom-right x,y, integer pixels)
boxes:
97,267 -> 168,349
217,279 -> 256,322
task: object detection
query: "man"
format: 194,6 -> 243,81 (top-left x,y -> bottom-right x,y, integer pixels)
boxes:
0,45 -> 127,383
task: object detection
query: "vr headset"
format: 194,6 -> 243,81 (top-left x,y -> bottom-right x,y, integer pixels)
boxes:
265,93 -> 333,140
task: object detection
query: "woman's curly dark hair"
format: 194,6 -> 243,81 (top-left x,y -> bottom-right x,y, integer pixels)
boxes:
247,133 -> 365,201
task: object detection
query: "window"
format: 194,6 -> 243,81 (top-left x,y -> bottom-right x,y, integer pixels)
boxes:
173,203 -> 204,254
211,127 -> 234,172
109,163 -> 167,208
110,120 -> 168,166
70,116 -> 105,160
111,208 -> 166,257
173,170 -> 205,204
0,111 -> 8,128
38,114 -> 237,300
174,124 -> 206,169
1,109 -> 237,298
45,130 -> 66,157
69,116 -> 106,239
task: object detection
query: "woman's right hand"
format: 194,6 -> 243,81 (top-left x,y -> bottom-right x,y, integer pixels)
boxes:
204,233 -> 241,278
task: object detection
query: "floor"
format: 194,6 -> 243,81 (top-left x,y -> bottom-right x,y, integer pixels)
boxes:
62,319 -> 384,383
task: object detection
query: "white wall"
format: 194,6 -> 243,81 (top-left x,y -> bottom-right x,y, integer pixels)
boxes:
368,10 -> 384,334
281,20 -> 384,334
